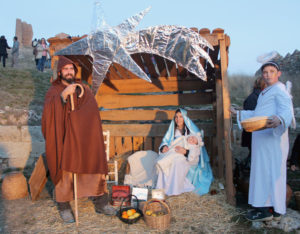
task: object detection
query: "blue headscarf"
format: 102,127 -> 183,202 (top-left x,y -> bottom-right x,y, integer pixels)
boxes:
159,108 -> 201,151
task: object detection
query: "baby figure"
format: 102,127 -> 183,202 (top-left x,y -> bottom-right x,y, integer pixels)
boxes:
156,134 -> 203,176
186,134 -> 203,166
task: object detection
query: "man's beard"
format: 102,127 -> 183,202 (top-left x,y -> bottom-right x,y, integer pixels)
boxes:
60,74 -> 75,84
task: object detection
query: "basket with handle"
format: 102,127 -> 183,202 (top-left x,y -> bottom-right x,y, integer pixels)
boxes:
116,194 -> 143,224
143,199 -> 171,230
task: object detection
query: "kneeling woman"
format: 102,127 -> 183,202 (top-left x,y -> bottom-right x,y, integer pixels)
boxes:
156,108 -> 213,196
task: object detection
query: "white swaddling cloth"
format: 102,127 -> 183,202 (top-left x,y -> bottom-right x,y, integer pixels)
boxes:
156,136 -> 187,176
156,134 -> 204,176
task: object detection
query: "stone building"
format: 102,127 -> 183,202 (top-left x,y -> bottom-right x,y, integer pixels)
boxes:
15,18 -> 33,47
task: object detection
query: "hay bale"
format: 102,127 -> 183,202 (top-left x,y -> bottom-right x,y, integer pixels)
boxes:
2,171 -> 28,200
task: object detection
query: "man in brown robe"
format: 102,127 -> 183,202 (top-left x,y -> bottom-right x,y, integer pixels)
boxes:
42,56 -> 115,223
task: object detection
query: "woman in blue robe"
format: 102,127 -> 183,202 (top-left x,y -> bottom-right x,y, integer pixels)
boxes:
156,108 -> 213,195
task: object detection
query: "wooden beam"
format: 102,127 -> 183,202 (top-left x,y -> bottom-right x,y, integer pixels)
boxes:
166,59 -> 177,77
133,136 -> 144,151
141,53 -> 159,78
102,123 -> 215,137
110,64 -> 124,79
100,109 -> 214,121
177,65 -> 188,78
98,77 -> 213,94
109,136 -> 115,158
154,137 -> 163,152
144,137 -> 153,150
131,54 -> 146,73
201,34 -> 219,47
153,55 -> 168,77
97,92 -> 213,109
216,78 -> 224,178
219,34 -> 235,206
113,63 -> 131,79
199,28 -> 210,36
114,136 -> 133,156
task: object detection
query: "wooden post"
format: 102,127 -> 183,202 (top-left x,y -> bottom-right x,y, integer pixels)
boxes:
74,173 -> 79,226
219,34 -> 235,206
68,84 -> 84,226
215,77 -> 224,178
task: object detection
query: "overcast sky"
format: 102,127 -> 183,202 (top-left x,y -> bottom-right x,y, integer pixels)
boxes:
1,0 -> 299,75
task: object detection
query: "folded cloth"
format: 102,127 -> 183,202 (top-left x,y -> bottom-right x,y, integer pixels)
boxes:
124,151 -> 158,187
156,136 -> 189,176
157,152 -> 184,176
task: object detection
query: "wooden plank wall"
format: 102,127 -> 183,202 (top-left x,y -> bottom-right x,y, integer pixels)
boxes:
47,28 -> 230,176
97,76 -> 216,156
48,27 -> 234,204
95,28 -> 229,176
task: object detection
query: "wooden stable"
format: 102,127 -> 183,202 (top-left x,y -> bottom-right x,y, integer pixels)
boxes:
48,28 -> 235,205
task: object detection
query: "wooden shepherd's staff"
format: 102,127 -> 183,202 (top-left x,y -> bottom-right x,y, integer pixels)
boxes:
68,84 -> 84,226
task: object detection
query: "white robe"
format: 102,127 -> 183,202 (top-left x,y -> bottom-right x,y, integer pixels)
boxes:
238,82 -> 293,214
156,132 -> 200,196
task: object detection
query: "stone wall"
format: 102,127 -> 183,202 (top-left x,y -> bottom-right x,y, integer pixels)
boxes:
15,18 -> 33,47
0,126 -> 44,175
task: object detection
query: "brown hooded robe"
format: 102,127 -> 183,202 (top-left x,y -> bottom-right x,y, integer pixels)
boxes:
42,56 -> 108,202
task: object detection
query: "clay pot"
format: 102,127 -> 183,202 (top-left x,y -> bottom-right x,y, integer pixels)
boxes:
2,172 -> 28,200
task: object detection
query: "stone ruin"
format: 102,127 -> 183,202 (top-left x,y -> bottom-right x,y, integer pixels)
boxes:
15,18 -> 33,47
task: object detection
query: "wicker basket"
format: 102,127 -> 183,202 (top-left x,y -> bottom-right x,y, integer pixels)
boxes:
241,116 -> 269,132
295,191 -> 300,211
2,171 -> 28,200
143,199 -> 171,230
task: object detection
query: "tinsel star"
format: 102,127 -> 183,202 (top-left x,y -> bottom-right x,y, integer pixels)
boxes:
55,7 -> 213,93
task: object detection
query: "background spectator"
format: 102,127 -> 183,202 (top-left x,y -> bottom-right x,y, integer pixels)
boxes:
32,38 -> 39,66
0,35 -> 11,67
241,76 -> 266,168
11,36 -> 19,67
289,134 -> 300,171
37,38 -> 48,72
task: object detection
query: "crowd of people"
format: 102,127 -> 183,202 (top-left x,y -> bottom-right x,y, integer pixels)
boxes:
32,38 -> 51,71
0,35 -> 51,70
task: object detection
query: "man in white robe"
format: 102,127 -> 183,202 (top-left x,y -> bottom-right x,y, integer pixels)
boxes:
231,61 -> 294,222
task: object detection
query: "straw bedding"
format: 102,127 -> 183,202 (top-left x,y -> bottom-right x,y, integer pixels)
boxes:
0,179 -> 244,233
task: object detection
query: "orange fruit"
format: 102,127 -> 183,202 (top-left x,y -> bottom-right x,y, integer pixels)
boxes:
130,209 -> 136,214
127,209 -> 133,216
122,213 -> 129,219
